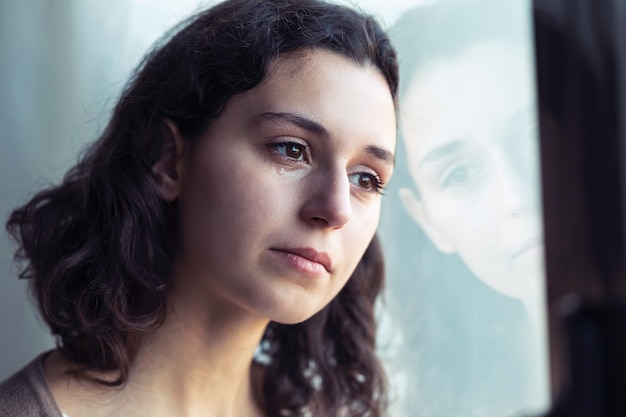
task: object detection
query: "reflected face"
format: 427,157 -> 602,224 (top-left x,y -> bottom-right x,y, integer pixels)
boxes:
401,41 -> 543,300
173,50 -> 396,324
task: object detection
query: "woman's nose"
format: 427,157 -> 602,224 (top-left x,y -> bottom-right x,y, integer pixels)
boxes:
496,157 -> 534,216
299,167 -> 352,229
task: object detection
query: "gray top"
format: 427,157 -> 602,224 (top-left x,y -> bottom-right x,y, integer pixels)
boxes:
0,352 -> 63,417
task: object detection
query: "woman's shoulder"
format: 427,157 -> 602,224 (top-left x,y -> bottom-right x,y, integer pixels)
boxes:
0,351 -> 63,417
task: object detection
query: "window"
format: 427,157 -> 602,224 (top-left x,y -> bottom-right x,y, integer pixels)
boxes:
378,1 -> 549,415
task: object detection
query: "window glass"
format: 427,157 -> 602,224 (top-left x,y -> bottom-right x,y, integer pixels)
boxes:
0,1 -> 550,416
377,0 -> 551,416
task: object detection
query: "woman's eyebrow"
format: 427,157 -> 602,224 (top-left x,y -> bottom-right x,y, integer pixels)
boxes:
419,140 -> 466,170
259,111 -> 330,139
260,111 -> 395,165
366,145 -> 395,166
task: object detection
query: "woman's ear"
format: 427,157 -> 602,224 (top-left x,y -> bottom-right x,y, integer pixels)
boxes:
398,187 -> 456,254
152,119 -> 186,202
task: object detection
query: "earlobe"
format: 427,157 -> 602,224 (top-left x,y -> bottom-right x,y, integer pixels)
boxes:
152,119 -> 186,202
398,187 -> 456,254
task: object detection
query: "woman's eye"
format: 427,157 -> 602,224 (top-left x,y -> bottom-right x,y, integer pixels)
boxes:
349,172 -> 385,194
270,142 -> 308,162
443,166 -> 470,187
440,164 -> 485,191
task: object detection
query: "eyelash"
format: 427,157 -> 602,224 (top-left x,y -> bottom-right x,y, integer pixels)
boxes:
439,163 -> 485,191
349,172 -> 386,195
269,141 -> 310,163
268,141 -> 385,195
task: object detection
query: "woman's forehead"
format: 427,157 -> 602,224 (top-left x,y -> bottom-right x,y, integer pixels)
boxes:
401,41 -> 533,161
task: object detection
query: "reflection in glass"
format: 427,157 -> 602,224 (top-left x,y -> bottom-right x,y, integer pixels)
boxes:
380,0 -> 550,416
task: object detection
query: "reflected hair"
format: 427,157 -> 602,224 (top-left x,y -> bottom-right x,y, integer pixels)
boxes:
392,0 -> 529,101
6,1 -> 398,416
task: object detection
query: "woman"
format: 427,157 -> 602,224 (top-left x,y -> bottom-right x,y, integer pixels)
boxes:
0,1 -> 399,416
382,0 -> 549,416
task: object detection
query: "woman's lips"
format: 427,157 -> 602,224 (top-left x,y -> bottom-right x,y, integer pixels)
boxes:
512,236 -> 544,259
270,248 -> 332,275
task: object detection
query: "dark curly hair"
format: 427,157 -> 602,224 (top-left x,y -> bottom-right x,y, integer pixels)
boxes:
5,0 -> 398,416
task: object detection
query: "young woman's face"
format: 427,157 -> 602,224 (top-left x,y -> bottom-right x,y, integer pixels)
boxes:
400,41 -> 543,300
172,50 -> 396,324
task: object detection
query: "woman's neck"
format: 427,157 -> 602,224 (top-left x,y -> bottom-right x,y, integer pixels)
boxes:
45,282 -> 269,417
129,293 -> 269,417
